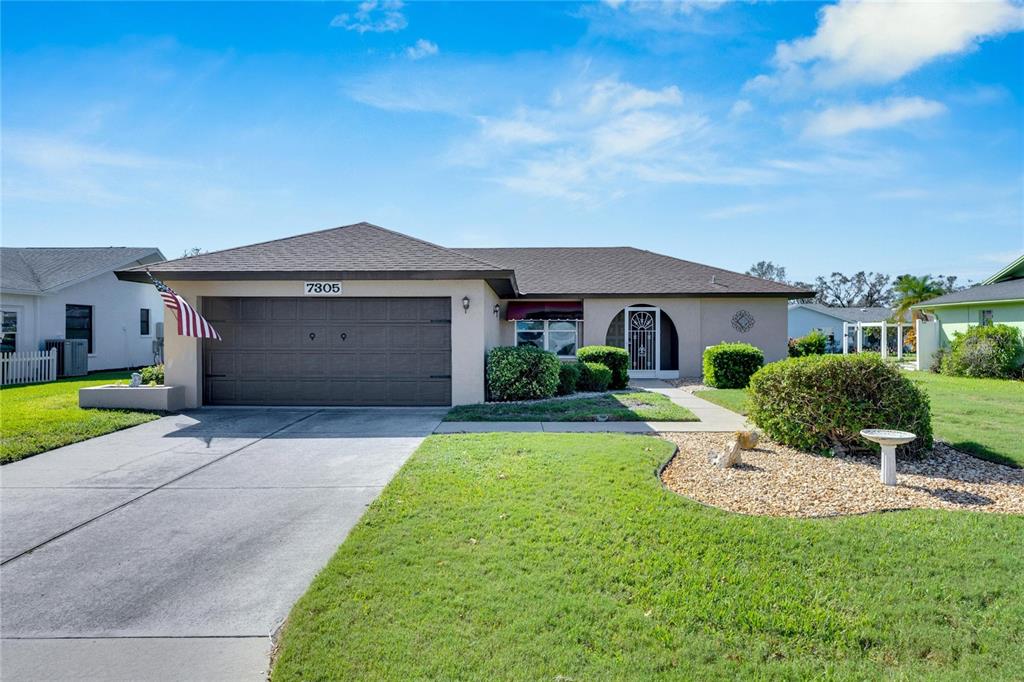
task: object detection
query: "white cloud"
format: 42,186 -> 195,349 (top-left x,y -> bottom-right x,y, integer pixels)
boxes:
703,202 -> 779,220
753,0 -> 1024,90
405,39 -> 438,61
331,0 -> 407,33
729,99 -> 752,118
804,97 -> 946,137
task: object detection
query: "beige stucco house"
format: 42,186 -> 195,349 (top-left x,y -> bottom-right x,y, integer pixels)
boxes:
117,223 -> 812,408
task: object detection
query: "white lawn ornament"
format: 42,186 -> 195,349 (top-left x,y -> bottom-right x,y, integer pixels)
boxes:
859,429 -> 916,486
130,372 -> 142,388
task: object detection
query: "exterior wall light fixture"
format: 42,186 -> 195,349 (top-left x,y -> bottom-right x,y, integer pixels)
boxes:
462,296 -> 471,313
493,303 -> 500,317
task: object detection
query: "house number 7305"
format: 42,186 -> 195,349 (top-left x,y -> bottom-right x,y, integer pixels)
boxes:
304,282 -> 342,295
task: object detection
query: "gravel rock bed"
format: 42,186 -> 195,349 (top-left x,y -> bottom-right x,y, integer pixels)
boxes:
660,433 -> 1024,517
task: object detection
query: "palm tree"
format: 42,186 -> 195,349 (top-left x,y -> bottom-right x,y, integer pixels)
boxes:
892,274 -> 946,321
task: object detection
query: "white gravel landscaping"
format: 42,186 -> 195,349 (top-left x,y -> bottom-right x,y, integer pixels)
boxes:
660,432 -> 1024,518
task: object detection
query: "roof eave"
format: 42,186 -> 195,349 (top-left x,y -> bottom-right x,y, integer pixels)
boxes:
913,296 -> 1023,309
983,254 -> 1024,285
116,268 -> 518,286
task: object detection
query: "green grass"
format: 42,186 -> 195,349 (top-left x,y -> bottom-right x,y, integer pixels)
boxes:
444,391 -> 697,422
273,433 -> 1024,680
904,371 -> 1024,468
0,371 -> 161,464
694,388 -> 749,415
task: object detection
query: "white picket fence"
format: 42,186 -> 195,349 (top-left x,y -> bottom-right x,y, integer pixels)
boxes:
1,348 -> 58,386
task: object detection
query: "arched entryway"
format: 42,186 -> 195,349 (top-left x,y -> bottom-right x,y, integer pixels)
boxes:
605,305 -> 679,378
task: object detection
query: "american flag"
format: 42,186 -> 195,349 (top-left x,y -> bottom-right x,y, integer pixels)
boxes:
148,272 -> 221,340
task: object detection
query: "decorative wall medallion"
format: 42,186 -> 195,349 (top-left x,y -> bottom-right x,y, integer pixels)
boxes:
731,310 -> 756,333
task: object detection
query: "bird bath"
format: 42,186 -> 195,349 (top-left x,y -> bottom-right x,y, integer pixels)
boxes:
860,429 -> 916,485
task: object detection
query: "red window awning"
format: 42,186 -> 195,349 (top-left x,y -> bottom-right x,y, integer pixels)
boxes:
506,301 -> 583,321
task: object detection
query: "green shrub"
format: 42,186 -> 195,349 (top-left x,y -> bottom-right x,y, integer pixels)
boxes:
940,324 -> 1023,379
748,353 -> 932,457
576,346 -> 629,389
557,363 -> 581,396
139,364 -> 164,385
788,330 -> 828,358
486,346 -> 560,401
702,342 -> 764,388
577,361 -> 612,392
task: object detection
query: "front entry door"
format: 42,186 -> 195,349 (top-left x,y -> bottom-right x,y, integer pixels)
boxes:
625,306 -> 660,377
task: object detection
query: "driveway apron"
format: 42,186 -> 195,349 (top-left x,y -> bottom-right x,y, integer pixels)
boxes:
0,407 -> 444,681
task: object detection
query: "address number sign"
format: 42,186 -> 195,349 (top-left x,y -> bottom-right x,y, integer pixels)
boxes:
304,281 -> 342,295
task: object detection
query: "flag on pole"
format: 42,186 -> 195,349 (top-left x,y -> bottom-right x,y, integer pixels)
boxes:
147,272 -> 222,340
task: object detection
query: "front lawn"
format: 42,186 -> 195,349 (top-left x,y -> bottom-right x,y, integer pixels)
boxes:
273,434 -> 1024,680
694,388 -> 749,415
444,391 -> 697,422
0,371 -> 161,464
904,371 -> 1024,467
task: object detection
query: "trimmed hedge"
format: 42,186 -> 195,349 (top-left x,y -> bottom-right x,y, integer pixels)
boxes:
577,346 -> 629,390
748,353 -> 932,457
557,363 -> 581,396
940,324 -> 1023,379
702,342 -> 764,388
578,361 -> 612,392
486,346 -> 560,401
788,330 -> 827,358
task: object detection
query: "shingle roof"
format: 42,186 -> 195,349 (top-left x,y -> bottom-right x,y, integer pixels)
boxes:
456,247 -> 812,298
914,279 -> 1024,307
122,223 -> 507,277
117,223 -> 812,298
791,303 -> 907,323
1,247 -> 163,294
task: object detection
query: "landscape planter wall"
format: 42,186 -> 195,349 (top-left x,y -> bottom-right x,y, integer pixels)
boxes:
79,385 -> 185,412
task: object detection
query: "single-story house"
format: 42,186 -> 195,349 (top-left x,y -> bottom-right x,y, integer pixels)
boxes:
788,303 -> 909,353
116,222 -> 813,407
912,254 -> 1024,347
1,247 -> 166,371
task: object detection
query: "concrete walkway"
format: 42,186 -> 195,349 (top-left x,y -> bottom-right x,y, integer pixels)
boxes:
436,380 -> 749,434
1,407 -> 445,682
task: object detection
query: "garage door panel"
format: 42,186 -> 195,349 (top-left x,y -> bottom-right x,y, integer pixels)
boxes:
240,298 -> 266,321
204,297 -> 450,405
271,299 -> 297,321
327,299 -> 359,321
417,298 -> 450,321
420,326 -> 451,350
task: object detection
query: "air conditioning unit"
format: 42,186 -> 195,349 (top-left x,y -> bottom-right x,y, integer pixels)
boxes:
43,339 -> 89,377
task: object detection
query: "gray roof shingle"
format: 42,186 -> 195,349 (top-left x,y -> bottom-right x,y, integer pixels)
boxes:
791,303 -> 908,323
1,247 -> 163,294
456,246 -> 812,297
915,279 -> 1024,307
123,223 -> 507,277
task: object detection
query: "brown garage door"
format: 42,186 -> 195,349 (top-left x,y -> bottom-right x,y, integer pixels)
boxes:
202,297 -> 451,406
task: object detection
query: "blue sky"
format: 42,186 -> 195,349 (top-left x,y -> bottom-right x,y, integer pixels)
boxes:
2,1 -> 1022,283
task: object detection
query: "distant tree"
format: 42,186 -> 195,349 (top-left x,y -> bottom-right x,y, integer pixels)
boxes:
813,271 -> 892,308
746,260 -> 788,283
181,247 -> 204,258
892,274 -> 966,320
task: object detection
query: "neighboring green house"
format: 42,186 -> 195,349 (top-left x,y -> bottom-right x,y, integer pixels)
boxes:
914,255 -> 1024,348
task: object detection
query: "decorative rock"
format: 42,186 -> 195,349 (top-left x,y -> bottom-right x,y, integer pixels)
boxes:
712,438 -> 742,469
736,430 -> 759,450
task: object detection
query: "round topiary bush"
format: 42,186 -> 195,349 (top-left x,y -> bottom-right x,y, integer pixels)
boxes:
940,324 -> 1024,379
486,346 -> 560,401
577,361 -> 612,392
702,342 -> 764,388
576,346 -> 629,389
748,353 -> 932,457
557,362 -> 581,396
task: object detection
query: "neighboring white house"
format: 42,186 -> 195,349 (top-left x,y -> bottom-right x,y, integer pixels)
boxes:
788,303 -> 908,353
1,247 -> 166,372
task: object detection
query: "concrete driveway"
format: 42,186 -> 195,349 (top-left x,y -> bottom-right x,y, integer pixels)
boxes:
0,407 -> 445,681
